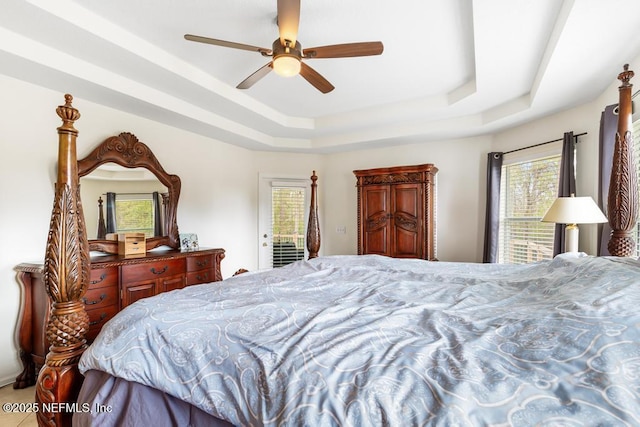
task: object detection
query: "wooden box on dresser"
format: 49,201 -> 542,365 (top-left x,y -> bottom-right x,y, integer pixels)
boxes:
13,247 -> 224,389
354,164 -> 438,260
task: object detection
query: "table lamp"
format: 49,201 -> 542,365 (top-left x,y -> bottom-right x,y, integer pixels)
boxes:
541,195 -> 608,253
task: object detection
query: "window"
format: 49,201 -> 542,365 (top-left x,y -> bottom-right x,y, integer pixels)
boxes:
109,193 -> 158,237
498,154 -> 561,264
259,176 -> 309,269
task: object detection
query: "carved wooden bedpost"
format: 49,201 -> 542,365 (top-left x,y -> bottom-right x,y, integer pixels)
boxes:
36,94 -> 90,427
307,171 -> 320,259
608,64 -> 638,256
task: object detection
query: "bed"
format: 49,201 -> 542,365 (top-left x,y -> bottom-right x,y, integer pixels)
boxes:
34,65 -> 639,426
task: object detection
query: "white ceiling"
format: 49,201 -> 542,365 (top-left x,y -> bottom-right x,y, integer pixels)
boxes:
2,0 -> 640,153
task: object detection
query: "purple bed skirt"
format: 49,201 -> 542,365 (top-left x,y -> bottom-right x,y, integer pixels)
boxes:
73,370 -> 233,426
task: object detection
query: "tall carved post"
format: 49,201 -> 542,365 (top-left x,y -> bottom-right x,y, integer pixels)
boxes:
608,65 -> 638,256
36,94 -> 90,427
97,197 -> 106,239
307,171 -> 320,259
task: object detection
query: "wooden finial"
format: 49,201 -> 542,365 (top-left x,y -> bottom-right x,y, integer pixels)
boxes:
56,93 -> 81,133
618,64 -> 634,87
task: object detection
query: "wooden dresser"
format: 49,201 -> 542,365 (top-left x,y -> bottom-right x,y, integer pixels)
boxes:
354,164 -> 438,260
13,247 -> 224,389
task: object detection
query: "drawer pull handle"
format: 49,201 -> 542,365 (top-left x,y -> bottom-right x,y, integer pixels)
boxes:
151,266 -> 169,275
196,259 -> 209,267
89,313 -> 107,326
83,294 -> 107,305
90,273 -> 107,285
196,273 -> 209,281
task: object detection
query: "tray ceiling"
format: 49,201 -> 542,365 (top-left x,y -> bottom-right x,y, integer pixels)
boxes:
2,0 -> 640,152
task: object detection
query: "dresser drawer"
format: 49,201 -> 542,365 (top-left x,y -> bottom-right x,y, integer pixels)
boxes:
86,304 -> 118,341
88,266 -> 118,288
121,259 -> 186,282
82,284 -> 118,309
186,269 -> 215,285
186,254 -> 215,272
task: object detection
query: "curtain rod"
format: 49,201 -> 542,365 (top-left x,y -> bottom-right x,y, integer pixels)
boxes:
502,132 -> 587,155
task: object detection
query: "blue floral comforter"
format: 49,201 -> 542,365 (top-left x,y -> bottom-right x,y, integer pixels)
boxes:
79,254 -> 640,426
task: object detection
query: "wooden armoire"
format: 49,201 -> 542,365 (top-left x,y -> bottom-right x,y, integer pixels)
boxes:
354,164 -> 438,260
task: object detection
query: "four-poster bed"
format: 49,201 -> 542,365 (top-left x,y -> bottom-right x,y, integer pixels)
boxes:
31,65 -> 639,425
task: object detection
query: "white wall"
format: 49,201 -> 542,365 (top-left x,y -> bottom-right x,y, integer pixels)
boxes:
0,56 -> 634,384
322,137 -> 493,262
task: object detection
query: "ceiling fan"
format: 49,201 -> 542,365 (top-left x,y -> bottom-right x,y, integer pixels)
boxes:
184,0 -> 384,94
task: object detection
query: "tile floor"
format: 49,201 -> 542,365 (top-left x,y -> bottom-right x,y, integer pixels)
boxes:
0,384 -> 38,426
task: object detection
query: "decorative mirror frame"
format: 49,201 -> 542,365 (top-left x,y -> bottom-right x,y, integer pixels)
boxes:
77,132 -> 181,253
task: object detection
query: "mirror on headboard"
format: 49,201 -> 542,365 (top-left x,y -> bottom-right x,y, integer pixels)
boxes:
78,132 -> 181,253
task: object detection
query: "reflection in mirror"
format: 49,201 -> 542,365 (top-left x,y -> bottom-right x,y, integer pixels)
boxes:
80,165 -> 168,240
78,132 -> 181,254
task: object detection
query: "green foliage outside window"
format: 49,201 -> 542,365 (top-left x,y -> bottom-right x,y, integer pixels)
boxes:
272,188 -> 305,247
116,199 -> 154,236
499,155 -> 561,264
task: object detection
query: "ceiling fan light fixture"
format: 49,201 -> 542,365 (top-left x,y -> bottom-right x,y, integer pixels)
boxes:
273,54 -> 301,77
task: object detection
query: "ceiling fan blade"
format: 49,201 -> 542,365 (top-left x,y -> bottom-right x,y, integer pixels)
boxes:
236,62 -> 273,89
277,0 -> 300,46
304,41 -> 384,59
185,34 -> 271,55
299,62 -> 334,94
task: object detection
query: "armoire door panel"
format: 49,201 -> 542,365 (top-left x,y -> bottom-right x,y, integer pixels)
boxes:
364,187 -> 389,218
390,184 -> 422,258
393,228 -> 420,257
361,185 -> 391,256
365,227 -> 388,255
393,185 -> 421,218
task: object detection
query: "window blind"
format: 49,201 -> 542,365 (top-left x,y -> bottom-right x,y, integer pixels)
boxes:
271,186 -> 306,267
498,154 -> 561,264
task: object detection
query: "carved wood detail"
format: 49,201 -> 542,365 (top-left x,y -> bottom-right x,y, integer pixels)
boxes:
306,171 -> 321,259
36,94 -> 90,427
608,64 -> 638,256
366,212 -> 389,231
78,132 -> 181,253
358,172 -> 423,185
394,212 -> 418,232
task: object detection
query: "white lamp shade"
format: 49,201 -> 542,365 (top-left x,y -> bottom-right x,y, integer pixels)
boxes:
541,196 -> 608,224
